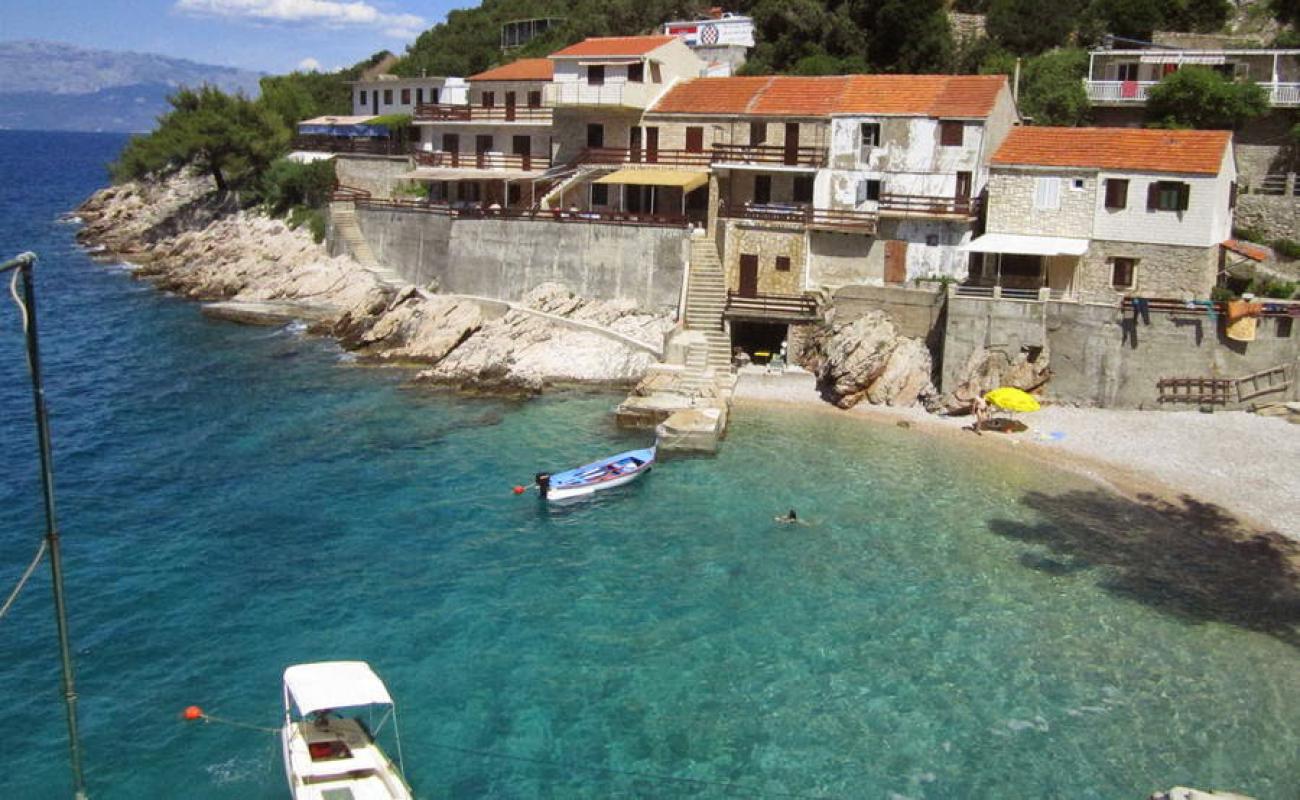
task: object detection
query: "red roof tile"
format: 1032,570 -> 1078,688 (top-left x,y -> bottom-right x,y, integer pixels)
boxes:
469,58 -> 554,82
991,127 -> 1232,175
550,36 -> 677,58
650,74 -> 1008,117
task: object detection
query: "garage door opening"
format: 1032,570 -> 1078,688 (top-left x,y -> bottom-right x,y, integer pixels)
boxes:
730,321 -> 788,364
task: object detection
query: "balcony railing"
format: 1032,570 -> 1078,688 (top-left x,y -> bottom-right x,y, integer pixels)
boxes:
292,136 -> 412,155
878,193 -> 981,218
578,147 -> 713,167
352,197 -> 689,228
412,103 -> 552,123
1085,79 -> 1300,106
413,150 -> 552,172
725,290 -> 821,321
545,82 -> 655,107
710,143 -> 827,168
718,202 -> 877,233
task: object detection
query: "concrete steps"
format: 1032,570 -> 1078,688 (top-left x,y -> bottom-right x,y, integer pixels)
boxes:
330,202 -> 403,287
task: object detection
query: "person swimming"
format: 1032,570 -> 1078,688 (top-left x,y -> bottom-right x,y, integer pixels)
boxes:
775,508 -> 808,525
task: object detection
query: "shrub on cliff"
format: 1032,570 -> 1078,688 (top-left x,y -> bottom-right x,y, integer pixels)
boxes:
254,158 -> 338,217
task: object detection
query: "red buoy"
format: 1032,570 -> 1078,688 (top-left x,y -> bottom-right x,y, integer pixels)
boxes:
512,485 -> 526,495
183,705 -> 204,721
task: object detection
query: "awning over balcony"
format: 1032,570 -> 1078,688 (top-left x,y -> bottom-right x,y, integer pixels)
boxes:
1139,53 -> 1225,65
961,233 -> 1090,257
405,168 -> 536,182
297,115 -> 388,137
594,169 -> 709,192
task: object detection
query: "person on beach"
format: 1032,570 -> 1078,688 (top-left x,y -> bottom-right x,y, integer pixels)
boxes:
967,396 -> 989,435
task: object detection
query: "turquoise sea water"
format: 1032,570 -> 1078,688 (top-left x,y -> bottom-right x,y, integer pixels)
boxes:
1,130 -> 1298,799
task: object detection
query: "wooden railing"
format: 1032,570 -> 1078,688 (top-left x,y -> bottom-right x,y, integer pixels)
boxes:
879,193 -> 982,218
413,150 -> 552,171
725,291 -> 820,319
1245,172 -> 1298,197
292,136 -> 412,155
412,103 -> 552,123
717,202 -> 877,232
330,184 -> 372,202
578,147 -> 713,167
353,197 -> 690,228
710,143 -> 827,168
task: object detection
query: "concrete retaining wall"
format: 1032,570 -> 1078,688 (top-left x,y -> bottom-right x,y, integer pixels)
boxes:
334,156 -> 414,198
352,205 -> 689,311
942,295 -> 1299,408
1236,194 -> 1299,244
830,284 -> 945,341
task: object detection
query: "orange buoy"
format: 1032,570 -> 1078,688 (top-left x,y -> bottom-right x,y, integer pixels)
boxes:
183,705 -> 204,721
512,485 -> 526,495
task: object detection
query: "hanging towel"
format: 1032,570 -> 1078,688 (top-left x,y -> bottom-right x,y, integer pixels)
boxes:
1226,315 -> 1258,342
1226,300 -> 1264,323
1191,299 -> 1217,321
1132,297 -> 1150,325
1121,80 -> 1139,98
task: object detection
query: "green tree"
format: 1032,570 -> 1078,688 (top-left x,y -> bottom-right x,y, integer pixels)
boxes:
1161,0 -> 1230,32
1271,0 -> 1300,26
1146,66 -> 1270,129
987,0 -> 1082,55
982,48 -> 1091,126
1086,0 -> 1164,39
866,0 -> 954,73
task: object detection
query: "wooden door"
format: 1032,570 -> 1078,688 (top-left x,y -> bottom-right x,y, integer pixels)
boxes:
629,127 -> 642,163
645,127 -> 659,163
685,126 -> 704,154
955,171 -> 972,200
739,254 -> 759,298
505,91 -> 517,121
512,135 -> 530,171
884,240 -> 908,284
783,122 -> 800,166
442,133 -> 459,167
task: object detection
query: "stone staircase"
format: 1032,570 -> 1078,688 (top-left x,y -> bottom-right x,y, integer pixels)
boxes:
329,201 -> 402,286
683,236 -> 733,385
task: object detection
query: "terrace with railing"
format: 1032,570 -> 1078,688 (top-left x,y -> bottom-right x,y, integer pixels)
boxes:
577,147 -> 713,167
710,143 -> 828,169
717,201 -> 877,233
878,193 -> 982,219
544,81 -> 664,108
413,150 -> 553,172
292,136 -> 412,156
725,290 -> 821,322
350,196 -> 690,228
412,103 -> 553,123
1085,48 -> 1300,107
1084,80 -> 1300,106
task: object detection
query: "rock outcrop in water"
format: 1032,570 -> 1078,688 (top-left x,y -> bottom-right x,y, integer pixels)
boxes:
75,172 -> 673,393
800,311 -> 939,409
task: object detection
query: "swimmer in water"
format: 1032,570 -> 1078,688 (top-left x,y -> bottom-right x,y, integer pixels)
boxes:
775,508 -> 809,525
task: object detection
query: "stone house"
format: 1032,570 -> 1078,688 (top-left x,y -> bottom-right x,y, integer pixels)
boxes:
410,58 -> 556,206
637,74 -> 1018,301
968,127 -> 1237,302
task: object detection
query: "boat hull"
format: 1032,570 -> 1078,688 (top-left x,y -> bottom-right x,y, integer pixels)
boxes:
537,446 -> 655,502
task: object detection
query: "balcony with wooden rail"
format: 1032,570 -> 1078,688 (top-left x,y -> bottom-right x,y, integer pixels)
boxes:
717,201 -> 877,234
710,143 -> 828,169
878,192 -> 982,219
413,149 -> 553,172
577,146 -> 713,167
725,290 -> 821,323
412,103 -> 553,124
349,196 -> 690,228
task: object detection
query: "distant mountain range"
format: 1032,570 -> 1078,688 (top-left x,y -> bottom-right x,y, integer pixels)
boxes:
0,40 -> 264,133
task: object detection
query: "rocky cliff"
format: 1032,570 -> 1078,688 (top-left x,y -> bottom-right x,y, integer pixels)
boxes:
76,172 -> 671,393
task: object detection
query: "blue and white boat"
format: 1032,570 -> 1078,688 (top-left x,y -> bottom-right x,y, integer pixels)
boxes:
535,446 -> 655,501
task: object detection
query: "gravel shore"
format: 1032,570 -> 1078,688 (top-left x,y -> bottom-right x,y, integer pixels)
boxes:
734,368 -> 1300,539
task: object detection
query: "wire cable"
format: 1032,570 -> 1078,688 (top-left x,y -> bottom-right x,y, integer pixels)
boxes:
0,540 -> 47,622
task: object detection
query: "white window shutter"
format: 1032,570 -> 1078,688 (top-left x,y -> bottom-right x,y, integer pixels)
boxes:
1034,177 -> 1060,210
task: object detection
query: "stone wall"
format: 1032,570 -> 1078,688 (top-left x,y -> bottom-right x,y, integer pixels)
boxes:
809,231 -> 882,288
721,221 -> 805,294
986,169 -> 1096,237
942,294 -> 1300,408
1237,193 -> 1299,243
334,155 -> 415,199
1076,240 -> 1219,303
352,205 -> 689,310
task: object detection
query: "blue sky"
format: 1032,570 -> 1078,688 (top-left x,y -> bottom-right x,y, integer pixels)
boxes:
4,0 -> 472,74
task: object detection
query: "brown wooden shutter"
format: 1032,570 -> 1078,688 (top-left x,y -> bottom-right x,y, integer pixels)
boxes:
1105,179 -> 1128,209
685,127 -> 704,153
1229,181 -> 1238,209
1147,182 -> 1160,210
1178,183 -> 1191,211
939,121 -> 963,147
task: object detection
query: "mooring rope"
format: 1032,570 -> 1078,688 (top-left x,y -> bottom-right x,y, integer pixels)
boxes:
0,540 -> 47,622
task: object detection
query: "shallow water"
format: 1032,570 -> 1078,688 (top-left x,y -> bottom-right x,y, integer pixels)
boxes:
1,131 -> 1298,799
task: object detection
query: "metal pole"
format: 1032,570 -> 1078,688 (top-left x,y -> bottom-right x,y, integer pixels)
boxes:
3,253 -> 90,799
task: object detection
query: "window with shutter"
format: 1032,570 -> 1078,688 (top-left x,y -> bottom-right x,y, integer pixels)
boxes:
939,121 -> 963,147
401,88 -> 410,104
685,127 -> 704,153
1111,258 -> 1137,289
1229,181 -> 1237,209
775,256 -> 792,272
1149,181 -> 1190,211
1104,178 -> 1128,210
1033,177 -> 1060,210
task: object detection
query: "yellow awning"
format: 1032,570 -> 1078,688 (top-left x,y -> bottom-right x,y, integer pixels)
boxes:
594,169 -> 708,192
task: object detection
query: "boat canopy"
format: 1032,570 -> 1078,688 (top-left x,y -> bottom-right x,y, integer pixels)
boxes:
283,661 -> 394,716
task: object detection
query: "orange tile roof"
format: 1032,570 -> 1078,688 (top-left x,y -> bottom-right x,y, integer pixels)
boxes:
550,36 -> 677,58
1222,238 -> 1270,262
991,127 -> 1232,175
469,58 -> 554,82
650,74 -> 1008,117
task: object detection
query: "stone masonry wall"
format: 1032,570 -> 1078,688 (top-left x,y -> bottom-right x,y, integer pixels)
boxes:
1075,241 -> 1220,303
1236,193 -> 1299,243
986,169 -> 1095,238
334,156 -> 414,199
722,221 -> 804,295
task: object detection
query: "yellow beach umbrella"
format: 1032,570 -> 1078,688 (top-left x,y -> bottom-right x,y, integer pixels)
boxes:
984,387 -> 1041,413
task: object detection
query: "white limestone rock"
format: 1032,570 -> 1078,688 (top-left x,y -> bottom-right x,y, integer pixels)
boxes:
814,311 -> 938,409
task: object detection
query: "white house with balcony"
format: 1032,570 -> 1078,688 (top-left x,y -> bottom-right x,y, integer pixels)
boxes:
351,75 -> 468,117
409,58 -> 556,207
964,127 -> 1237,303
1085,47 -> 1300,108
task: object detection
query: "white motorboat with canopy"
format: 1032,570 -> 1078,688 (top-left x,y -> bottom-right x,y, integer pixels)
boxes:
280,661 -> 413,800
